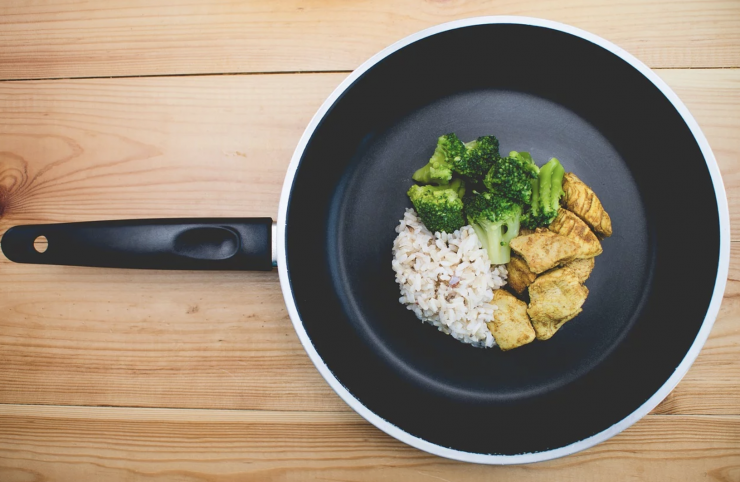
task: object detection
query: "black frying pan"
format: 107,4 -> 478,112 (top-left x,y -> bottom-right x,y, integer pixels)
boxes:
1,18 -> 729,463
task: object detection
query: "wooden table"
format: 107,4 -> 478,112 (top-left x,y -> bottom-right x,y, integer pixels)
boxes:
0,1 -> 738,480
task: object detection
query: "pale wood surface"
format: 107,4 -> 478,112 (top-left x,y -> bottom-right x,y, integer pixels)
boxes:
1,0 -> 740,80
1,405 -> 739,482
0,2 -> 738,480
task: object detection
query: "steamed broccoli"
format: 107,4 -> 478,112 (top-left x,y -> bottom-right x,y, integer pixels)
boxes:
509,151 -> 539,173
538,157 -> 565,216
447,177 -> 466,198
483,151 -> 539,204
521,157 -> 565,229
412,134 -> 501,185
520,178 -> 548,229
465,191 -> 522,265
412,134 -> 466,185
454,135 -> 501,180
407,179 -> 466,233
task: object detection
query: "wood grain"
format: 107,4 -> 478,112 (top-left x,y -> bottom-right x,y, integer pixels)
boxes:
0,404 -> 738,482
0,70 -> 738,415
0,74 -> 342,226
1,0 -> 739,80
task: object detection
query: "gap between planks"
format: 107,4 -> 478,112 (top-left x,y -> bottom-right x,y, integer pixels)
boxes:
0,70 -> 354,83
0,403 -> 729,421
0,403 -> 361,423
0,67 -> 737,84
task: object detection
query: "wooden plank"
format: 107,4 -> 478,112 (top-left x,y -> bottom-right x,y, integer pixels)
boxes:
0,405 -> 738,482
0,267 -> 348,411
0,71 -> 737,413
0,74 -> 344,226
1,0 -> 739,80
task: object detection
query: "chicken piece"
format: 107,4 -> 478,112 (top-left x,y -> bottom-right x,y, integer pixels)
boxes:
561,173 -> 612,237
527,267 -> 589,340
563,257 -> 595,283
532,309 -> 582,341
487,290 -> 535,351
506,255 -> 537,294
509,231 -> 580,274
549,208 -> 603,258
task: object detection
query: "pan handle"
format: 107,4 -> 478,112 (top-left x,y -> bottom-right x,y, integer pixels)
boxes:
1,218 -> 275,271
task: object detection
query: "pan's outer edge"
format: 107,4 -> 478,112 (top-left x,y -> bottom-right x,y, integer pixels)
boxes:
276,16 -> 731,464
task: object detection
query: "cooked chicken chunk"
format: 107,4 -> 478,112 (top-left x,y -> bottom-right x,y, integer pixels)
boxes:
509,231 -> 580,274
563,257 -> 595,283
549,208 -> 603,258
506,255 -> 537,295
562,173 -> 612,237
532,309 -> 582,341
487,290 -> 535,351
527,267 -> 589,340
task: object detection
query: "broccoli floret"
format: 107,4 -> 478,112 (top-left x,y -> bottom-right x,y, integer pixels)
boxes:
465,191 -> 522,265
521,157 -> 565,229
407,179 -> 466,233
509,151 -> 539,173
538,157 -> 565,220
417,177 -> 465,197
413,135 -> 501,184
453,135 -> 501,180
412,134 -> 466,185
447,177 -> 466,198
521,200 -> 552,229
483,152 -> 539,204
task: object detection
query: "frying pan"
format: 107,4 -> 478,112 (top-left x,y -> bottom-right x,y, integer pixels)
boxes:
0,17 -> 729,463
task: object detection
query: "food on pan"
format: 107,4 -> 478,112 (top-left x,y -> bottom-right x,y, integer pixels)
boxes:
483,151 -> 539,204
562,172 -> 613,237
486,290 -> 536,351
412,134 -> 500,184
518,227 -> 535,237
563,257 -> 595,284
521,156 -> 566,229
407,179 -> 466,234
466,191 -> 522,265
509,229 -> 580,274
391,209 -> 507,348
393,133 -> 611,350
527,267 -> 589,340
506,255 -> 537,294
548,208 -> 603,258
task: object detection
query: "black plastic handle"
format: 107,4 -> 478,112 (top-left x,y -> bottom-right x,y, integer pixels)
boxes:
1,218 -> 274,271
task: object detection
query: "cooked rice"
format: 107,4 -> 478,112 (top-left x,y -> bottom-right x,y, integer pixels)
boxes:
392,208 -> 508,348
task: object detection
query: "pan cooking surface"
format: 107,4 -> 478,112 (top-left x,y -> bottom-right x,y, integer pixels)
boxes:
285,23 -> 720,454
333,89 -> 650,399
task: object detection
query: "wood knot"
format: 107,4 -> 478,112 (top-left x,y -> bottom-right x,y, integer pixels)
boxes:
0,131 -> 85,221
0,151 -> 30,219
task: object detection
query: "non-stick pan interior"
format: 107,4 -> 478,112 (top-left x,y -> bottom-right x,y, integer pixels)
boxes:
286,24 -> 720,455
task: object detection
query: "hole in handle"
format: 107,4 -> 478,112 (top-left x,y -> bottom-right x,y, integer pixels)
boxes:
33,236 -> 48,253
